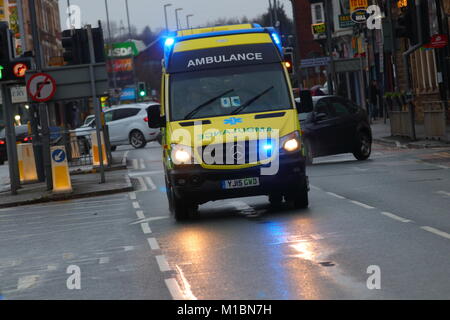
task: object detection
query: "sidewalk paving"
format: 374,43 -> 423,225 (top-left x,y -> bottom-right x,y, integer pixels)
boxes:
0,154 -> 132,208
371,119 -> 450,149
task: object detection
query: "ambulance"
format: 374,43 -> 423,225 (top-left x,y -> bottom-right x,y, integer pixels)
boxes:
148,24 -> 313,220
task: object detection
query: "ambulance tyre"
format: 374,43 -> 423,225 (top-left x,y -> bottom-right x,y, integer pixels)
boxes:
285,186 -> 309,209
269,193 -> 283,207
169,187 -> 198,221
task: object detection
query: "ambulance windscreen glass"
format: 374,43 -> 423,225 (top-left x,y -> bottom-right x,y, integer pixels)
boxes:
170,63 -> 292,121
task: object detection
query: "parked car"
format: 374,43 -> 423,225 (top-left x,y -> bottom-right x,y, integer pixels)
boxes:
296,95 -> 372,164
0,125 -> 33,165
105,103 -> 160,150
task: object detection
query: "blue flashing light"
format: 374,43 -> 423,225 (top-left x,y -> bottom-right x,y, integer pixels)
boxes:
263,144 -> 273,151
271,33 -> 281,45
165,37 -> 175,47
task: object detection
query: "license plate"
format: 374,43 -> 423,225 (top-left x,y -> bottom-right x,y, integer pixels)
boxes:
221,177 -> 260,189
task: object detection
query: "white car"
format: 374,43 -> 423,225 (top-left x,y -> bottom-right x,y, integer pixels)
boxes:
105,103 -> 160,149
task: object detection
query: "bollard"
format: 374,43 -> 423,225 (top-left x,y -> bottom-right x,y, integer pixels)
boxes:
50,146 -> 72,193
70,132 -> 81,159
17,143 -> 38,183
91,131 -> 108,166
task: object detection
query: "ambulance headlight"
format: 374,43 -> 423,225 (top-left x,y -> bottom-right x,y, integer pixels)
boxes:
171,144 -> 194,165
280,131 -> 301,153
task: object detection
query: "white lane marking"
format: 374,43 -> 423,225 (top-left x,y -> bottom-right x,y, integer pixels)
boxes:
156,255 -> 171,272
47,264 -> 58,271
175,265 -> 197,300
310,185 -> 322,191
326,192 -> 346,200
132,159 -> 138,170
436,191 -> 450,197
381,212 -> 412,223
99,257 -> 110,264
349,200 -> 375,209
147,238 -> 160,250
128,170 -> 164,177
132,201 -> 141,209
165,278 -> 187,300
122,151 -> 129,166
123,246 -> 134,252
136,210 -> 145,220
128,192 -> 136,200
139,159 -> 146,169
437,165 -> 450,169
144,176 -> 157,191
137,177 -> 148,191
17,275 -> 40,290
421,226 -> 450,240
141,223 -> 152,234
130,216 -> 170,225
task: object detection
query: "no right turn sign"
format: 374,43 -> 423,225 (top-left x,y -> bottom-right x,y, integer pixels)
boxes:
26,72 -> 57,102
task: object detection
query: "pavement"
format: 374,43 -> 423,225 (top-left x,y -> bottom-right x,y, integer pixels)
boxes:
371,118 -> 450,149
0,155 -> 131,208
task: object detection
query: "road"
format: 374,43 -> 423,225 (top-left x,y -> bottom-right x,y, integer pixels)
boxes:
0,142 -> 450,299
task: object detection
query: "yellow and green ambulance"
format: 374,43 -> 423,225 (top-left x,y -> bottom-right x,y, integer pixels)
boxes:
148,24 -> 312,220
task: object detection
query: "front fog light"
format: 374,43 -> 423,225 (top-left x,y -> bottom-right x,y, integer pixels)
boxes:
283,138 -> 299,152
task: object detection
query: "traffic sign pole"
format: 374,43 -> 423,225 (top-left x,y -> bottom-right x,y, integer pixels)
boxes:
87,25 -> 106,183
1,84 -> 20,195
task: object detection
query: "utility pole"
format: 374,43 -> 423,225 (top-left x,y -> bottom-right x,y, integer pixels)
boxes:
289,0 -> 303,89
324,0 -> 336,95
1,84 -> 20,195
86,25 -> 106,183
268,0 -> 274,26
29,0 -> 52,190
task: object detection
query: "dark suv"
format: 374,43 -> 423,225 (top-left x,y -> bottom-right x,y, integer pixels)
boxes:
296,95 -> 372,164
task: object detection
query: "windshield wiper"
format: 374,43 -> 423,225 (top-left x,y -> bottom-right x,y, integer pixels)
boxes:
183,89 -> 234,120
231,86 -> 274,115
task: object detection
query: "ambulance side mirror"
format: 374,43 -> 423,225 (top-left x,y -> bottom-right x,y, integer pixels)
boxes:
147,105 -> 166,128
298,90 -> 314,113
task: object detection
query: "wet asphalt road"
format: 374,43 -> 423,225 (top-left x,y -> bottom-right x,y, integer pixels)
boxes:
0,141 -> 450,299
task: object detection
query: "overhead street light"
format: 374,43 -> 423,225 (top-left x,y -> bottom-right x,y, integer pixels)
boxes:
164,3 -> 172,30
175,8 -> 183,30
186,14 -> 194,29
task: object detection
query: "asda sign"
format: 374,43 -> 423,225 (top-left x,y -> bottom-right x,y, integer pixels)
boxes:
107,42 -> 139,58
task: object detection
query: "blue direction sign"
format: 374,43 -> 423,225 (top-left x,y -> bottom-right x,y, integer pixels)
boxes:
52,148 -> 66,163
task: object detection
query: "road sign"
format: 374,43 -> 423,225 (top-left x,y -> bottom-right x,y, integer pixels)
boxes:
51,148 -> 66,163
13,62 -> 28,78
425,34 -> 448,49
25,63 -> 108,100
26,72 -> 57,102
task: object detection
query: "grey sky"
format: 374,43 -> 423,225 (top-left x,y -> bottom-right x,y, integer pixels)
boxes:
59,0 -> 293,33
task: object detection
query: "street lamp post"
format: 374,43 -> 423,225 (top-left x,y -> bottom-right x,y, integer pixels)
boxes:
105,0 -> 118,95
186,14 -> 194,29
125,0 -> 138,102
164,3 -> 172,30
175,8 -> 183,30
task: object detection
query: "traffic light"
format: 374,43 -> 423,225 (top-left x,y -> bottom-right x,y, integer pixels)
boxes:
395,1 -> 430,45
61,29 -> 84,65
283,52 -> 294,75
61,27 -> 105,65
92,27 -> 106,63
138,82 -> 147,99
0,22 -> 33,82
